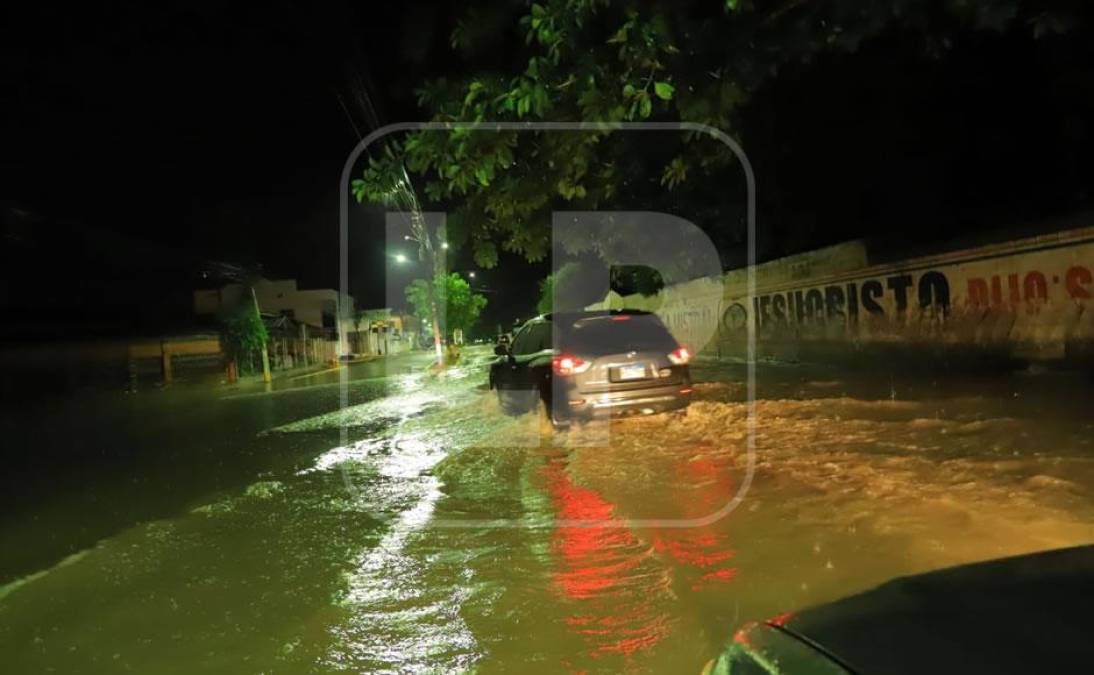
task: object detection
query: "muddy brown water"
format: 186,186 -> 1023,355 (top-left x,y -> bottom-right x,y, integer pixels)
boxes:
2,350 -> 1092,673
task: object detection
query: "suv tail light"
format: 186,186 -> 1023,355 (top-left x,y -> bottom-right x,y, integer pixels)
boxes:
667,347 -> 691,365
552,354 -> 591,376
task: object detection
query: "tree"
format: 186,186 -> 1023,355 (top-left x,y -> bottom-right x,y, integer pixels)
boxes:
206,262 -> 272,381
219,297 -> 269,376
406,273 -> 487,343
536,261 -> 611,314
536,274 -> 554,315
352,0 -> 1059,267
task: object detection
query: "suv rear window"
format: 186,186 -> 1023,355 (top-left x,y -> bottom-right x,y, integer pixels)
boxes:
557,314 -> 677,355
512,322 -> 551,355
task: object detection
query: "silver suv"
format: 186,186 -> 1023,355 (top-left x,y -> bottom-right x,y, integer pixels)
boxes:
489,310 -> 693,428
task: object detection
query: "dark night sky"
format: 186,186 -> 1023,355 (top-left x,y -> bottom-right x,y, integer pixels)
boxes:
4,3 -> 366,284
3,2 -> 1093,339
1,2 -> 549,337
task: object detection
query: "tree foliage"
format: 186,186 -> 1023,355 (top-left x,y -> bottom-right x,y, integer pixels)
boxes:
219,296 -> 268,373
537,274 -> 554,314
406,273 -> 488,340
536,261 -> 614,313
353,0 -> 1064,267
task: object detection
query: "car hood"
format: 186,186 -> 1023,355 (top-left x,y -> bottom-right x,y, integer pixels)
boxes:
715,545 -> 1094,674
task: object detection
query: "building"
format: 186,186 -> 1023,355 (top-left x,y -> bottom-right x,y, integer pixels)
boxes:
194,277 -> 355,356
352,308 -> 417,355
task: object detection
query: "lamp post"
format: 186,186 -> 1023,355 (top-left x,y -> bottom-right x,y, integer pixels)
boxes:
393,224 -> 446,364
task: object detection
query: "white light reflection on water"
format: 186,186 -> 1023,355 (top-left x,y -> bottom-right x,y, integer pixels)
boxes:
321,432 -> 479,673
295,361 -> 498,671
274,388 -> 444,434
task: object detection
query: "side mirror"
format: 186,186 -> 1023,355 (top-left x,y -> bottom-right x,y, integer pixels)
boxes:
494,344 -> 509,356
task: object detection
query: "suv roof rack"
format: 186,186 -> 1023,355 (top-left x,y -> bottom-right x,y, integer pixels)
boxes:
540,308 -> 651,321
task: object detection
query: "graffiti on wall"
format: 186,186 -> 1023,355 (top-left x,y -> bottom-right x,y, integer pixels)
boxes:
967,266 -> 1092,305
608,229 -> 1092,362
661,304 -> 719,347
745,271 -> 948,329
700,231 -> 1094,361
735,263 -> 1092,332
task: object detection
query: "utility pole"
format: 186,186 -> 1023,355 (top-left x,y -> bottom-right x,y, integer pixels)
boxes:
250,286 -> 272,383
397,170 -> 446,366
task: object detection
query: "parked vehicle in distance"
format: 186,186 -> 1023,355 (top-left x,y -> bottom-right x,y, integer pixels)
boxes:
489,310 -> 692,427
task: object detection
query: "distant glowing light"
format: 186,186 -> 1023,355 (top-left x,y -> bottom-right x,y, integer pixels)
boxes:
468,271 -> 476,278
395,253 -> 408,263
441,242 -> 449,249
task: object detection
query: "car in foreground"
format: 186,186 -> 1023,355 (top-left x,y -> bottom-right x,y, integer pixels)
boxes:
705,544 -> 1094,674
489,310 -> 692,427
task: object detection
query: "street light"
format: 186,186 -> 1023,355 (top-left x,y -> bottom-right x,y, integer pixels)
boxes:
468,271 -> 476,279
441,242 -> 449,249
394,253 -> 408,264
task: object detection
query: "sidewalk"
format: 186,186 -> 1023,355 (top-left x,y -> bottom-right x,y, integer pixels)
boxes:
230,357 -> 374,387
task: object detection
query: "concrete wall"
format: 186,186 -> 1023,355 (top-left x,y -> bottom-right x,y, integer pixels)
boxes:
595,226 -> 1094,366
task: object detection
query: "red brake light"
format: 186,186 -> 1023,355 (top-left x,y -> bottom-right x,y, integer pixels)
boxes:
668,347 -> 691,365
552,354 -> 591,375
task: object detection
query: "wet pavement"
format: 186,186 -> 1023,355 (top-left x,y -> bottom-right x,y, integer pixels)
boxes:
2,347 -> 1093,673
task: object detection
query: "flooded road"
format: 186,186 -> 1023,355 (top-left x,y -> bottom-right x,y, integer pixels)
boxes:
2,348 -> 1093,673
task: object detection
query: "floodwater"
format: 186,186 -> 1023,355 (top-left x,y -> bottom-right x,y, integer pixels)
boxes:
2,347 -> 1093,673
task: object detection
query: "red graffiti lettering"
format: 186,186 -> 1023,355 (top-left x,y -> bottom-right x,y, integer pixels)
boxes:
1007,274 -> 1021,304
990,276 -> 1004,306
967,278 -> 989,307
1066,266 -> 1092,299
1023,271 -> 1048,302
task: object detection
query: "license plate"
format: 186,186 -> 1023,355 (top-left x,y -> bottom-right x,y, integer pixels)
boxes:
618,364 -> 647,380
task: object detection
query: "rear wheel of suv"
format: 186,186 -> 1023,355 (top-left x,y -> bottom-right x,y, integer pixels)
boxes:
497,389 -> 533,416
540,391 -> 570,431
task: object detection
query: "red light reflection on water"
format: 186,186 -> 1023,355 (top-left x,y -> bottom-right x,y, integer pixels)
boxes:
651,455 -> 738,591
542,450 -> 739,667
543,461 -> 670,661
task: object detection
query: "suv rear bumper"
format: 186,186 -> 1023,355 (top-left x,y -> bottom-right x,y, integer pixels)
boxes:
560,381 -> 692,419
